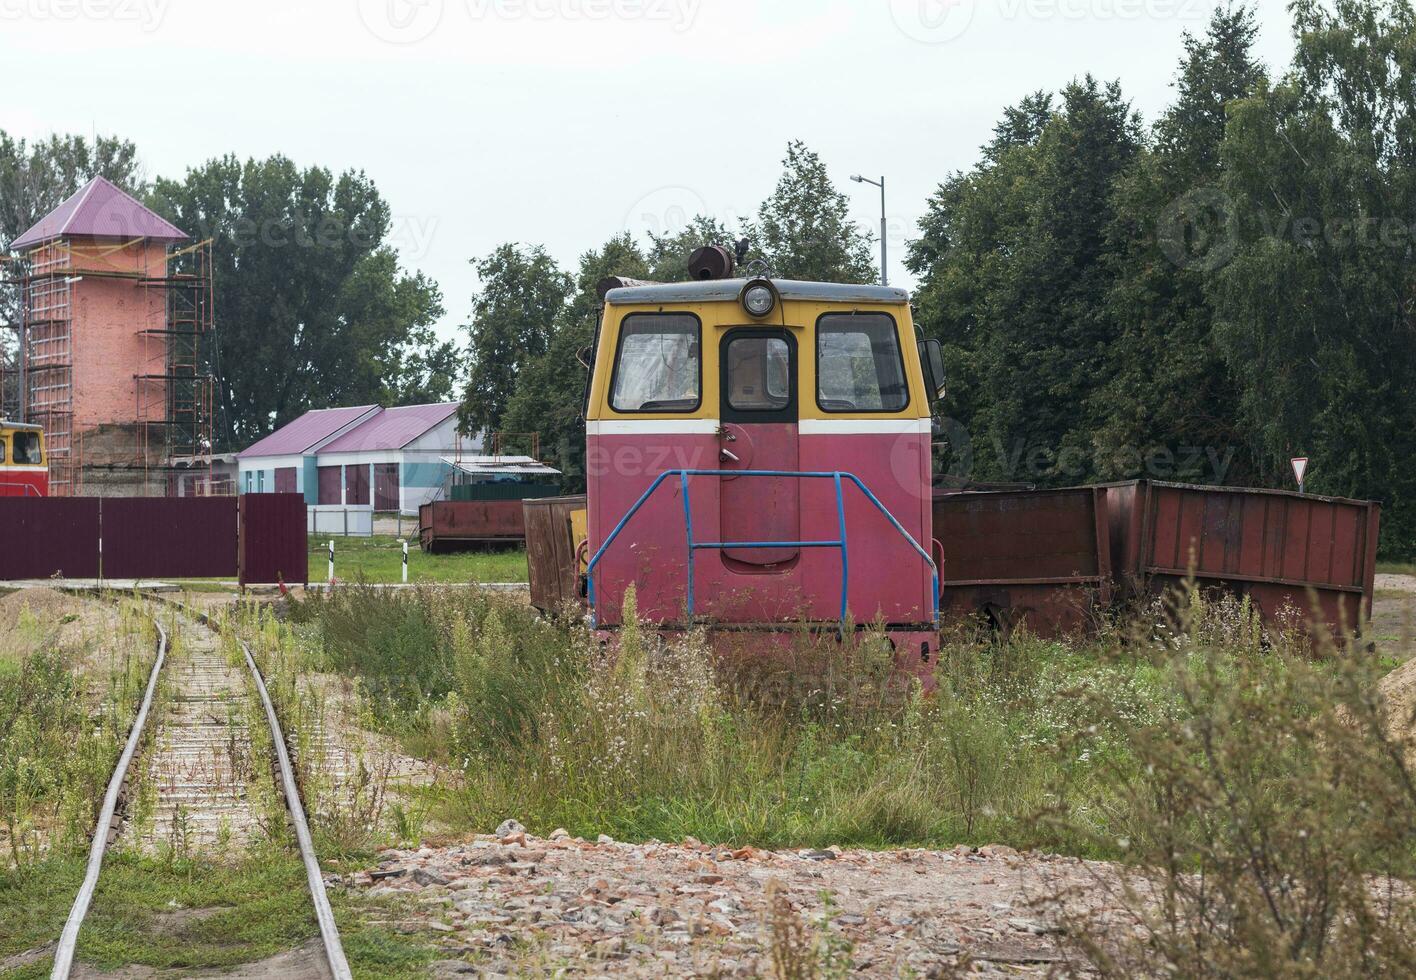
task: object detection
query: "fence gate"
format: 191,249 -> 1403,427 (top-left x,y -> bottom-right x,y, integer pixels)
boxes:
104,498 -> 238,579
239,493 -> 308,586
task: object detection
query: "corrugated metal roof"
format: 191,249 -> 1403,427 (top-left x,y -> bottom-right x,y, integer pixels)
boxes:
320,402 -> 461,453
444,456 -> 563,476
10,176 -> 188,250
238,405 -> 380,458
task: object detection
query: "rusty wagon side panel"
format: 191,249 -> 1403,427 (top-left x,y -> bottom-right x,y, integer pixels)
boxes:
933,486 -> 1112,638
1105,480 -> 1381,633
524,495 -> 587,614
418,499 -> 528,552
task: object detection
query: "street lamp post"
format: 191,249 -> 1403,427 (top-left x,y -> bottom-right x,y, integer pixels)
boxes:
851,174 -> 887,287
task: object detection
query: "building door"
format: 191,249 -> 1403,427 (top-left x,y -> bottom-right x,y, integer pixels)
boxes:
317,465 -> 342,504
374,463 -> 400,511
345,464 -> 369,505
717,328 -> 799,567
274,467 -> 297,494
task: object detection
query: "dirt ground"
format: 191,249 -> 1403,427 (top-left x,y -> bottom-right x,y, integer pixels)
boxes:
1370,574 -> 1416,657
348,830 -> 1137,977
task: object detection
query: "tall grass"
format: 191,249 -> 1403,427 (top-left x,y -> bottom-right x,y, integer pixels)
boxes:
294,584 -> 1163,850
0,598 -> 156,868
296,583 -> 1416,973
1055,590 -> 1416,976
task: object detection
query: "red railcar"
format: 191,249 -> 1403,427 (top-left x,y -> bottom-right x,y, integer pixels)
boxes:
0,421 -> 47,497
1105,480 -> 1380,634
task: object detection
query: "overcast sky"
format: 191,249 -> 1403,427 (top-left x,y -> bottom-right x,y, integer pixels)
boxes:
1,0 -> 1298,343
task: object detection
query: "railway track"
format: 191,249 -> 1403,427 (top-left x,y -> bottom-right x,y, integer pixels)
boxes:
49,598 -> 352,980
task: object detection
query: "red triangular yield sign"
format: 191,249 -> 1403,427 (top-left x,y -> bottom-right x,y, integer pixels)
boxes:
1291,457 -> 1309,484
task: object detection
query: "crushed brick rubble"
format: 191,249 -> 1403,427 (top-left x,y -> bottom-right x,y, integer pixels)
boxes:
336,822 -> 1127,976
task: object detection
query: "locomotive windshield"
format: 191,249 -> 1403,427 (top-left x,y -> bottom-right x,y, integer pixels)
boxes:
816,313 -> 908,412
12,431 -> 41,464
610,313 -> 700,412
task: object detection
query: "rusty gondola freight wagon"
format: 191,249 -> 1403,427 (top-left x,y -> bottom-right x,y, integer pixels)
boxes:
1105,480 -> 1380,634
417,455 -> 562,552
932,485 -> 1112,639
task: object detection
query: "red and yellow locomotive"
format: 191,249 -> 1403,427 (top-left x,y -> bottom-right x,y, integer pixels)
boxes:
0,420 -> 47,497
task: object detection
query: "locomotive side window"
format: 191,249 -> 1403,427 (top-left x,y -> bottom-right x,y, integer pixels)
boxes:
610,313 -> 701,412
816,313 -> 909,412
12,432 -> 41,464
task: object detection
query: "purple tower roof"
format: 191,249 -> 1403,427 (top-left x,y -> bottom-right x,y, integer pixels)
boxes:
9,176 -> 188,250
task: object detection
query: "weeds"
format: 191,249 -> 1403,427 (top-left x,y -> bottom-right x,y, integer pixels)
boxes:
0,594 -> 156,869
296,578 -> 1416,975
1052,583 -> 1416,976
762,878 -> 853,980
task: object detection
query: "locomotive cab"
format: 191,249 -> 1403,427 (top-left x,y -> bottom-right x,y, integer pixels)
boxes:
0,420 -> 47,497
584,270 -> 941,669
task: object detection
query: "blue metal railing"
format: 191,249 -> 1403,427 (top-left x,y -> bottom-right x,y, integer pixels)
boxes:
585,469 -> 939,635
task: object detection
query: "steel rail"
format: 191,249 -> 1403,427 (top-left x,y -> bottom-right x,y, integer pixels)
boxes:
235,632 -> 353,980
148,595 -> 353,980
52,617 -> 168,980
50,598 -> 351,980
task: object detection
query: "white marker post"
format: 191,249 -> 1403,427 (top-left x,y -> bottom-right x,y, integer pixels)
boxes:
1291,457 -> 1309,495
401,539 -> 409,584
327,540 -> 335,584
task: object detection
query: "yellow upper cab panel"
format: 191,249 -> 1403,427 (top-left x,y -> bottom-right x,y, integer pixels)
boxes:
589,279 -> 930,423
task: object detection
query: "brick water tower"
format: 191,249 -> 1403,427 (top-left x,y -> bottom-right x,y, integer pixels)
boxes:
5,177 -> 214,495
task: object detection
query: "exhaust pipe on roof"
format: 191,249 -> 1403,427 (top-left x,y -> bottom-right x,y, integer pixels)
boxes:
687,244 -> 734,281
596,276 -> 661,300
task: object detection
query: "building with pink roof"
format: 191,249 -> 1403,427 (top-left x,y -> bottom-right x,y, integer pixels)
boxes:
236,402 -> 473,516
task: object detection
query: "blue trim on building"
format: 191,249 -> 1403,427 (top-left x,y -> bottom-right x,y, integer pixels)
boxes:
302,456 -> 319,504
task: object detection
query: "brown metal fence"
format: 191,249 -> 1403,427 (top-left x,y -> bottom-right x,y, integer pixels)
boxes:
0,498 -> 102,580
239,493 -> 308,586
104,498 -> 238,579
0,495 -> 306,585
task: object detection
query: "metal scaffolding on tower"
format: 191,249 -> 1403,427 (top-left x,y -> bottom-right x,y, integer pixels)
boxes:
1,236 -> 216,495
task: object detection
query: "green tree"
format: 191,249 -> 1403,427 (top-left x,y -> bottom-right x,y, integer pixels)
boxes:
909,77 -> 1142,484
747,141 -> 877,283
1209,0 -> 1416,551
459,243 -> 572,439
1091,4 -> 1265,482
153,155 -> 449,451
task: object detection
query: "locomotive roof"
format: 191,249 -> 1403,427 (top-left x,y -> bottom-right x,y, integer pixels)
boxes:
603,278 -> 910,306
